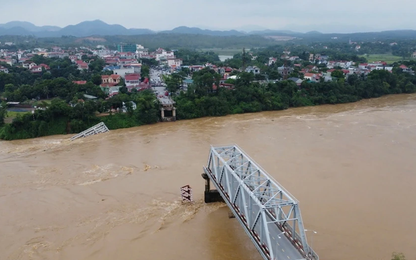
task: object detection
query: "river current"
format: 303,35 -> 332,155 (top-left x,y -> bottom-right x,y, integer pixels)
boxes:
1,94 -> 416,260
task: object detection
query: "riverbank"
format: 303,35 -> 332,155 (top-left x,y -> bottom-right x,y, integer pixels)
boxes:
1,92 -> 415,141
2,68 -> 416,140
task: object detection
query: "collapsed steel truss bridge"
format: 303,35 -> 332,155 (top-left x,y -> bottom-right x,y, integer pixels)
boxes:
202,145 -> 319,260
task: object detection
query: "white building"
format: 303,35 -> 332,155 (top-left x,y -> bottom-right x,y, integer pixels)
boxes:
167,58 -> 183,68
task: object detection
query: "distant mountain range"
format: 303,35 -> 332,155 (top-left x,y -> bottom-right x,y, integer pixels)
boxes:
1,20 -> 416,40
0,20 -> 334,37
0,20 -> 155,37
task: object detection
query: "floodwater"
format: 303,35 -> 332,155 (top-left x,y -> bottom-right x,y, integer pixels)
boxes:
1,94 -> 416,260
219,55 -> 234,62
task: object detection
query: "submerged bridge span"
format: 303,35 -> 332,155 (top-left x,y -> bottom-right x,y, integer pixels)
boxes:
202,145 -> 319,260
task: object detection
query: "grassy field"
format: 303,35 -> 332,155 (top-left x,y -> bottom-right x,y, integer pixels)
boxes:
360,54 -> 405,63
4,111 -> 31,124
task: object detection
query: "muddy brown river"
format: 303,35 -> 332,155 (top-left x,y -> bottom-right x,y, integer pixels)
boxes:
1,94 -> 416,260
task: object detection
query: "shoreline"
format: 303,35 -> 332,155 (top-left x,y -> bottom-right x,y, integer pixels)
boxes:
2,93 -> 415,142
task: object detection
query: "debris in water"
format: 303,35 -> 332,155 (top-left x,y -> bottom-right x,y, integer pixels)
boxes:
144,164 -> 151,171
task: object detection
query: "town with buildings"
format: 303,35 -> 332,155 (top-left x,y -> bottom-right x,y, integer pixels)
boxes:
1,38 -> 416,140
1,41 -> 415,99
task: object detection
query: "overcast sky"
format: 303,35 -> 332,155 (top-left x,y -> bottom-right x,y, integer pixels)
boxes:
1,0 -> 415,33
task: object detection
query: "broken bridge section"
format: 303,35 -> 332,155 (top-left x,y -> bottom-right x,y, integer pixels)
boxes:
202,145 -> 318,260
70,122 -> 109,141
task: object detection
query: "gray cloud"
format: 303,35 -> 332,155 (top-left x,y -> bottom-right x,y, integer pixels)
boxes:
0,0 -> 415,33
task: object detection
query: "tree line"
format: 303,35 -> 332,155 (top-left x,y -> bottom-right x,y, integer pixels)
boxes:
173,68 -> 416,120
0,89 -> 159,140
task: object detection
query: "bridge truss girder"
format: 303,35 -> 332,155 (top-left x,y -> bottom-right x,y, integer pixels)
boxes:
203,145 -> 318,260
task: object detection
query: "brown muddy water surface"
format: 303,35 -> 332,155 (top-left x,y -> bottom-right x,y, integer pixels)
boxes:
1,94 -> 416,260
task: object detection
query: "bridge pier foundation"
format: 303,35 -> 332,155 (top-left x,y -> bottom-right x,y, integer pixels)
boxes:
201,173 -> 224,203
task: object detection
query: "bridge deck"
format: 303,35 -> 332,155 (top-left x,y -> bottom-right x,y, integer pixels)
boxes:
203,145 -> 318,260
70,122 -> 109,141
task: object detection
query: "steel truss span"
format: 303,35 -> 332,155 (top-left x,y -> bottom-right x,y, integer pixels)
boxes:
203,145 -> 318,260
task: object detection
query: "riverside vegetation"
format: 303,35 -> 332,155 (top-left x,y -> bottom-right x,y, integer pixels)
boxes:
2,49 -> 416,140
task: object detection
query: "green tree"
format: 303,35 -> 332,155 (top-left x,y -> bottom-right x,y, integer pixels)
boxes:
331,70 -> 345,80
0,101 -> 7,127
163,73 -> 184,94
141,65 -> 150,78
91,74 -> 102,85
391,252 -> 405,260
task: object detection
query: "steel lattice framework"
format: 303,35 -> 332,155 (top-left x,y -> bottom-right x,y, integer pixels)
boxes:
203,145 -> 318,260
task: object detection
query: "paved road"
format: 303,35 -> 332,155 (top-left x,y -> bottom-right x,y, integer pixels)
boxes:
271,232 -> 304,260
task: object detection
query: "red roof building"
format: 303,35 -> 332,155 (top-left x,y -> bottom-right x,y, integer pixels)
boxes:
101,74 -> 121,84
73,81 -> 87,85
125,73 -> 141,86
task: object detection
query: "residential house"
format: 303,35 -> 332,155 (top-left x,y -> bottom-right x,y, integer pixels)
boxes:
268,57 -> 277,66
23,60 -> 37,69
219,82 -> 235,89
358,63 -> 368,69
277,66 -> 293,77
167,58 -> 183,68
73,81 -> 87,85
327,60 -> 352,69
113,65 -> 141,78
108,86 -> 121,95
399,64 -> 414,74
103,65 -> 120,72
118,52 -> 136,59
119,58 -> 137,65
101,74 -> 121,85
375,66 -> 393,72
189,65 -> 204,72
126,82 -> 150,92
125,73 -> 141,86
305,65 -> 318,73
30,64 -> 50,73
218,67 -> 233,79
281,54 -> 290,60
69,55 -> 78,63
30,66 -> 44,73
105,57 -> 120,65
327,69 -> 350,77
303,73 -> 321,82
155,48 -> 174,61
0,66 -> 8,73
76,60 -> 89,70
288,77 -> 303,86
136,48 -> 149,58
94,49 -> 113,57
289,56 -> 299,61
245,66 -> 260,74
18,57 -> 30,64
0,58 -> 14,66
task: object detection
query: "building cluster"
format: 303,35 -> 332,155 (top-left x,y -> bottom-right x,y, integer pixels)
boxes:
95,44 -> 183,70
267,50 -> 414,85
1,42 -> 416,100
0,46 -> 96,72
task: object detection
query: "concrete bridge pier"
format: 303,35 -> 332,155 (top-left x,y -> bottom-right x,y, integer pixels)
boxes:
160,106 -> 176,122
201,173 -> 224,203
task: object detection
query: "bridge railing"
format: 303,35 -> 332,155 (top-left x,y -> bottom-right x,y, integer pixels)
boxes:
203,145 -> 318,260
70,122 -> 109,141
